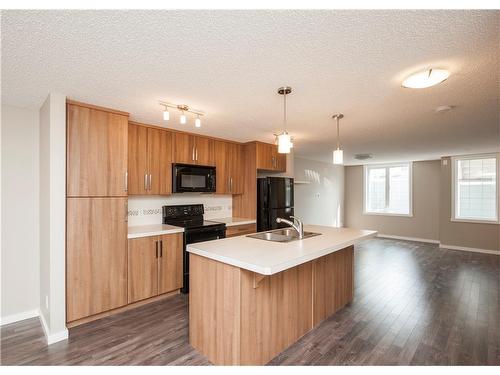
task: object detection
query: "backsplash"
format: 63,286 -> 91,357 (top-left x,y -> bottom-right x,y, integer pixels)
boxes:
127,194 -> 233,226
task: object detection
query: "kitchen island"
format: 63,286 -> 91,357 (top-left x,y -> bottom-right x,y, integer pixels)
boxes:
187,225 -> 376,365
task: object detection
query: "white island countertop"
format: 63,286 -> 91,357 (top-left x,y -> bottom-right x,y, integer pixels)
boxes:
210,217 -> 256,227
128,224 -> 184,239
187,225 -> 377,275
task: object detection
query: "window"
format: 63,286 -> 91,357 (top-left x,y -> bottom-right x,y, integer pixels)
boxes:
452,154 -> 498,223
364,163 -> 412,216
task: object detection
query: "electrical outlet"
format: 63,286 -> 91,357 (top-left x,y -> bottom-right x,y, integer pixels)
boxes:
45,295 -> 49,309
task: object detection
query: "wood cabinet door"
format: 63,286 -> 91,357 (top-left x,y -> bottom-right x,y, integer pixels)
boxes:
128,236 -> 159,303
66,197 -> 128,322
128,123 -> 148,195
67,104 -> 128,197
148,128 -> 172,195
194,136 -> 215,166
173,132 -> 195,164
256,142 -> 274,171
158,233 -> 184,294
229,143 -> 244,194
214,141 -> 229,194
274,150 -> 287,172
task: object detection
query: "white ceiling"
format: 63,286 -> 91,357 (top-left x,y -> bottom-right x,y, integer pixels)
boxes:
2,9 -> 499,165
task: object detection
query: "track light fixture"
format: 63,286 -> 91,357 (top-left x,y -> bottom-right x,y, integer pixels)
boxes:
159,101 -> 205,127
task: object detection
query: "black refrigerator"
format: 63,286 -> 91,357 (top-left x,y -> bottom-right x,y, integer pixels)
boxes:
257,177 -> 294,231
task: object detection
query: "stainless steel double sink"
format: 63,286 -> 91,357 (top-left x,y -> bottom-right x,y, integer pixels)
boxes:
246,228 -> 321,243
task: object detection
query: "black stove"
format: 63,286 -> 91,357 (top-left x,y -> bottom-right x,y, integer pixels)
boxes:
162,204 -> 226,293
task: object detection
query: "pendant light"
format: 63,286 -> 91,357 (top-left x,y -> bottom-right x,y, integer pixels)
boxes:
195,114 -> 201,128
332,114 -> 344,165
276,86 -> 293,154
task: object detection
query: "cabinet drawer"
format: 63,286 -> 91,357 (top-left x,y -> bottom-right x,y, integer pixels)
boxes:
226,223 -> 257,238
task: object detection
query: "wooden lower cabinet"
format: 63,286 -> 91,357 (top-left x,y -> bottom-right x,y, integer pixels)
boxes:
66,197 -> 128,322
225,223 -> 256,238
189,246 -> 354,365
128,233 -> 183,304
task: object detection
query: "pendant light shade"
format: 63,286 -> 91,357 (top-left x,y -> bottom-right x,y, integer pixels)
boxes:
332,114 -> 344,165
333,148 -> 343,165
277,132 -> 292,154
195,115 -> 201,128
276,86 -> 293,154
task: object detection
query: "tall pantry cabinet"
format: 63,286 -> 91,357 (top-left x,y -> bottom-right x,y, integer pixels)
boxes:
66,100 -> 129,323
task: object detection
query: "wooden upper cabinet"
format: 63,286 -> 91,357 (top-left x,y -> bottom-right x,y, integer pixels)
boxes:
172,132 -> 194,164
128,123 -> 172,196
67,102 -> 128,197
255,142 -> 286,172
214,141 -> 244,195
158,233 -> 183,294
148,128 -> 172,195
215,141 -> 230,194
128,236 -> 159,304
66,197 -> 128,322
128,123 -> 148,195
172,133 -> 214,166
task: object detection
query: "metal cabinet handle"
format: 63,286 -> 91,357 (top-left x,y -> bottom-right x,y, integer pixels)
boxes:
148,174 -> 152,190
230,177 -> 233,192
160,240 -> 163,257
124,171 -> 128,192
195,148 -> 198,161
144,174 -> 148,190
192,146 -> 195,161
124,201 -> 128,222
155,241 -> 159,258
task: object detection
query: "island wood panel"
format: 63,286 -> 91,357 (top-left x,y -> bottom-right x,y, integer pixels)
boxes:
239,264 -> 313,365
158,233 -> 183,294
128,236 -> 159,304
189,254 -> 241,365
225,223 -> 257,237
312,246 -> 354,325
66,197 -> 128,322
148,128 -> 172,195
127,123 -> 149,195
67,103 -> 128,197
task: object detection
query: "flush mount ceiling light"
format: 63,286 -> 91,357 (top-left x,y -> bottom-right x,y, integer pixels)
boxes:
274,86 -> 294,154
435,105 -> 455,113
402,68 -> 450,89
332,114 -> 344,165
159,101 -> 205,127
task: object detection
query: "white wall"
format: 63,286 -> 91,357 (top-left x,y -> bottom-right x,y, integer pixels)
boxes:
128,194 -> 233,226
39,93 -> 67,343
293,157 -> 344,227
1,105 -> 40,323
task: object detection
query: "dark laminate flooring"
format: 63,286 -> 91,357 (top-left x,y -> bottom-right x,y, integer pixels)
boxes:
1,238 -> 499,365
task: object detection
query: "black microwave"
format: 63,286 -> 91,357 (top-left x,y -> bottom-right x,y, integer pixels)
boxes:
172,164 -> 216,193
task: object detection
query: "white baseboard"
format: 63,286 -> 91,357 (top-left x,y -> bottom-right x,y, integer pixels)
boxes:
39,310 -> 69,345
377,234 -> 440,244
0,309 -> 39,326
439,244 -> 500,256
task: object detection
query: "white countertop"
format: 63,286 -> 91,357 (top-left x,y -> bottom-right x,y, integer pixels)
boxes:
187,225 -> 377,275
128,224 -> 184,239
210,217 -> 256,227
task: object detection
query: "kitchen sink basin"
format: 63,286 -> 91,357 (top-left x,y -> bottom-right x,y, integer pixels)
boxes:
246,228 -> 321,243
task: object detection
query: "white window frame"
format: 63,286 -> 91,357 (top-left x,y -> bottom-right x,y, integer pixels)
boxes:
451,153 -> 499,224
363,162 -> 413,217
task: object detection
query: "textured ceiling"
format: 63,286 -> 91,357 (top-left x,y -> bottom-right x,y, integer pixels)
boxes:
1,9 -> 499,165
